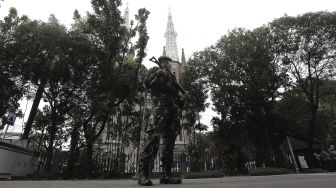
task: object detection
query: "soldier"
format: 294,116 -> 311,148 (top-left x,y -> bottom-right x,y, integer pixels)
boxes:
138,55 -> 186,186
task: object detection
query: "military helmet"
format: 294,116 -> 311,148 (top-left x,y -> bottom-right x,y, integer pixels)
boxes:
158,55 -> 172,62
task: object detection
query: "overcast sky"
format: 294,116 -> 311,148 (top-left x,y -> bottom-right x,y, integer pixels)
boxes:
1,0 -> 336,130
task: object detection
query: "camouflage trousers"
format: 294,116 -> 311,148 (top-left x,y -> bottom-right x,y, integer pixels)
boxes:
139,102 -> 180,177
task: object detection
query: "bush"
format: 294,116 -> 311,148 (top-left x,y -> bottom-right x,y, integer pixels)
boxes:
248,167 -> 291,176
183,171 -> 226,179
301,168 -> 326,173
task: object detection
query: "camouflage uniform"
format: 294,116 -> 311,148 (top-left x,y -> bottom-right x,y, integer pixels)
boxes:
138,57 -> 182,185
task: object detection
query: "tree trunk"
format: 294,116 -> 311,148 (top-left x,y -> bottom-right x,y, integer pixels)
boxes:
307,106 -> 318,144
306,106 -> 318,168
272,141 -> 286,168
22,79 -> 47,140
63,123 -> 81,179
255,149 -> 265,168
85,141 -> 94,178
45,110 -> 57,172
255,141 -> 268,168
36,127 -> 45,173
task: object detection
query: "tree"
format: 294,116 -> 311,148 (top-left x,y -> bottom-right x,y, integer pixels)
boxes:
0,8 -> 26,120
270,12 -> 336,147
316,80 -> 336,146
0,9 -> 73,139
2,11 -> 81,171
65,0 -> 150,177
0,64 -> 22,119
180,55 -> 209,131
28,107 -> 50,172
37,15 -> 83,172
1,1 -> 151,179
194,27 -> 288,167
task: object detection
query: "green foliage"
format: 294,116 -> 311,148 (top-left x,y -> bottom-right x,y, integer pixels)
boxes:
1,1 -> 150,179
270,11 -> 336,141
29,107 -> 51,151
0,8 -> 26,117
134,8 -> 150,63
274,88 -> 311,135
193,27 -> 287,167
248,167 -> 291,176
187,133 -> 216,172
0,69 -> 22,117
181,57 -> 208,111
301,168 -> 326,173
189,11 -> 336,169
315,80 -> 336,147
183,171 -> 225,179
180,55 -> 209,131
64,1 -> 150,178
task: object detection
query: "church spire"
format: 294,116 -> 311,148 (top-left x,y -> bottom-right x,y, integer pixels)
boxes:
164,10 -> 179,62
181,48 -> 186,65
123,3 -> 130,29
164,10 -> 180,81
163,46 -> 166,56
180,48 -> 187,76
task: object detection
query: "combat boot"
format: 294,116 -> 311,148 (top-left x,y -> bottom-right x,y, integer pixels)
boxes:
160,176 -> 182,184
160,164 -> 182,184
138,163 -> 153,186
138,176 -> 153,186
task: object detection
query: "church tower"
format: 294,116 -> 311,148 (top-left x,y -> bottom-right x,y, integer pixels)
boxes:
164,10 -> 181,81
180,48 -> 186,74
123,3 -> 130,30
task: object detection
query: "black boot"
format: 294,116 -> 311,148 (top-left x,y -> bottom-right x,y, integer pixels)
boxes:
138,176 -> 153,186
160,163 -> 182,184
160,176 -> 182,184
138,163 -> 153,186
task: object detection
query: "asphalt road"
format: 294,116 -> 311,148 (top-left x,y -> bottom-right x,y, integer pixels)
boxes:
1,173 -> 336,188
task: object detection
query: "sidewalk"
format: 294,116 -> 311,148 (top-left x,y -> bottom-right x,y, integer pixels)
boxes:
1,173 -> 336,188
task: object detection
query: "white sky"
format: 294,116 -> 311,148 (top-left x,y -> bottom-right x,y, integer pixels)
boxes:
1,0 -> 336,130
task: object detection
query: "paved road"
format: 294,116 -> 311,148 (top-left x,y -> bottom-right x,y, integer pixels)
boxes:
1,173 -> 336,188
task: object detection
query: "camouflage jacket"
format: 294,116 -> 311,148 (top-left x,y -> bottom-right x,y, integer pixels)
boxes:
144,67 -> 181,107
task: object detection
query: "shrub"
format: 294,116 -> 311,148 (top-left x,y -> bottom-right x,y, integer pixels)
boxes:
183,171 -> 226,179
301,168 -> 326,173
248,167 -> 291,176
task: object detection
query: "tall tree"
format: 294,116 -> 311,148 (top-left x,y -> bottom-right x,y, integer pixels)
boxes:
0,8 -> 26,120
180,55 -> 209,131
66,0 -> 150,177
195,27 -> 287,167
270,12 -> 336,146
0,9 -> 73,139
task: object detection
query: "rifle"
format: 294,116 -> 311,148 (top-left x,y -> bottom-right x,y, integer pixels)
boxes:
149,56 -> 198,107
149,56 -> 187,94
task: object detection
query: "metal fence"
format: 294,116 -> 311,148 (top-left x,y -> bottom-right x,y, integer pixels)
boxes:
38,147 -> 292,178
